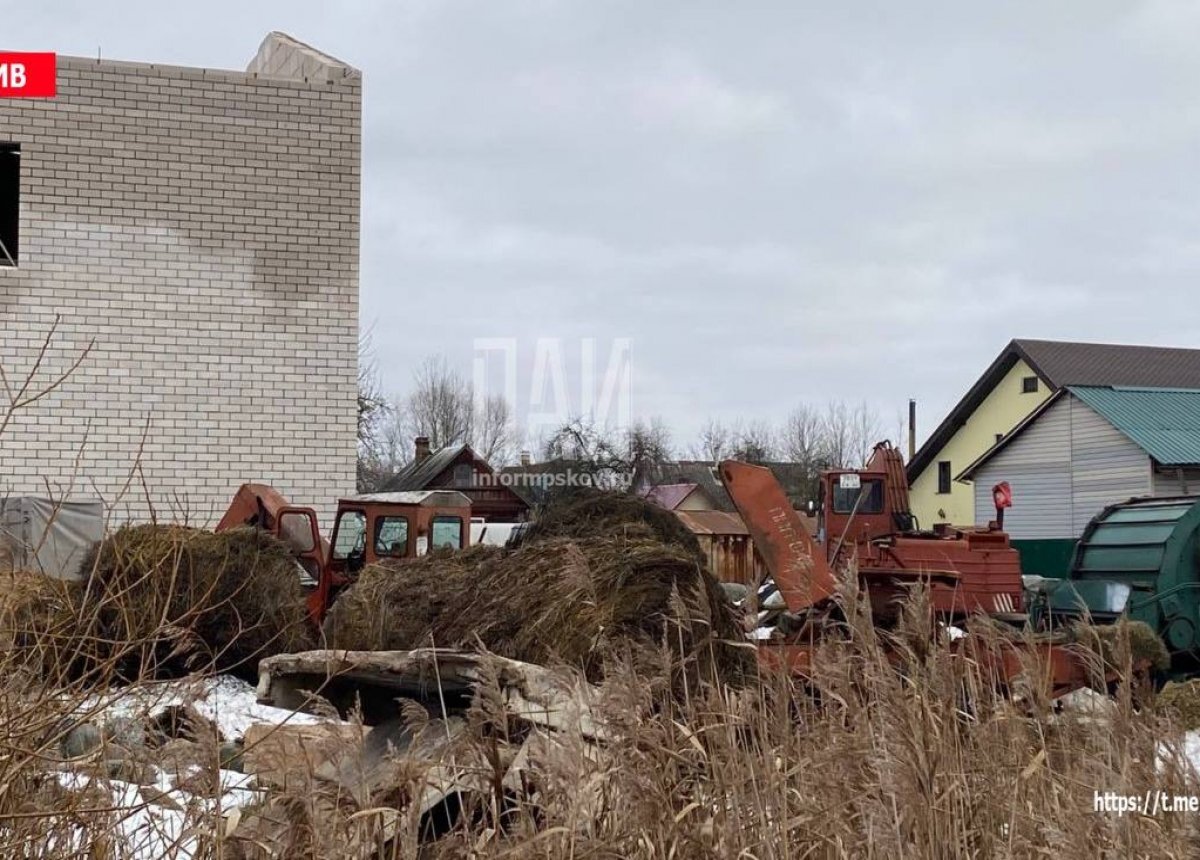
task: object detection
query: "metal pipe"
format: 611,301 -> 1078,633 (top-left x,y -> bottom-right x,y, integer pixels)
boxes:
907,399 -> 917,461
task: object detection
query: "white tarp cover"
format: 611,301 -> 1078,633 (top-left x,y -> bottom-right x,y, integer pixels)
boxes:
0,496 -> 103,580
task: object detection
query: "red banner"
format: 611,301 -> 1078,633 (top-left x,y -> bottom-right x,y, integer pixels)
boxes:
0,52 -> 56,98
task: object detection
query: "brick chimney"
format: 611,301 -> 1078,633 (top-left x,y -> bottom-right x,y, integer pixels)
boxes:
414,436 -> 432,463
519,450 -> 531,466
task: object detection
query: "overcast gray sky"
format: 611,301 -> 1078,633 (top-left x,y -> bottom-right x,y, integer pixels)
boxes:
9,1 -> 1200,451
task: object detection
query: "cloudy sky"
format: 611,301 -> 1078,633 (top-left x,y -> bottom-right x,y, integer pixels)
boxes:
11,1 -> 1200,451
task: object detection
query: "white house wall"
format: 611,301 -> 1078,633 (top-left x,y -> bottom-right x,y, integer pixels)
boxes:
1067,397 -> 1152,532
971,395 -> 1072,538
971,394 -> 1153,540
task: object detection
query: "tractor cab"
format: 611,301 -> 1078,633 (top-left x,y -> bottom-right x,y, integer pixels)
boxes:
216,483 -> 326,586
820,468 -> 891,551
313,490 -> 473,619
817,441 -> 916,563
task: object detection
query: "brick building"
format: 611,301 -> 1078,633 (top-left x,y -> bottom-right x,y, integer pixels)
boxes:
0,33 -> 361,526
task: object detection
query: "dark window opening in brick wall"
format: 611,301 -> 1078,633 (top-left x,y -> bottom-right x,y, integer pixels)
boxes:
0,143 -> 17,267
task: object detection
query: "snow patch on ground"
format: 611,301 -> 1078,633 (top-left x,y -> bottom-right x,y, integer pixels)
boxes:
83,674 -> 321,741
57,767 -> 259,860
192,674 -> 321,740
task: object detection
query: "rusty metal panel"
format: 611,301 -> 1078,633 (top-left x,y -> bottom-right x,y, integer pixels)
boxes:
719,460 -> 838,612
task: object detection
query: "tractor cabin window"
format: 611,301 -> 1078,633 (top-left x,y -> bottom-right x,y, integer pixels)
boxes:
0,143 -> 18,267
937,461 -> 952,494
431,515 -> 463,550
374,516 -> 410,557
331,510 -> 367,560
1021,376 -> 1039,394
831,478 -> 884,514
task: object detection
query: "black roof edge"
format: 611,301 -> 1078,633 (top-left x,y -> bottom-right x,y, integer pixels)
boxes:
907,340 -> 1055,483
954,387 -> 1068,482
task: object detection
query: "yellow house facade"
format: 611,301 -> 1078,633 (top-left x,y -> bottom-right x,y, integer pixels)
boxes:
909,358 -> 1050,527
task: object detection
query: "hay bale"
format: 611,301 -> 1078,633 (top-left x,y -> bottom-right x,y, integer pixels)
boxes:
325,535 -> 750,686
79,524 -> 313,679
1067,620 -> 1170,673
0,570 -> 85,676
520,487 -> 704,561
1159,680 -> 1200,730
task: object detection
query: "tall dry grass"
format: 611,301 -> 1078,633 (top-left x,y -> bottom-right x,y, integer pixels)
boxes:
2,567 -> 1200,858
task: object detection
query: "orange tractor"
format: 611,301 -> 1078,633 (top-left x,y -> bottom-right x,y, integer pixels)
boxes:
718,442 -> 1119,696
217,484 -> 471,621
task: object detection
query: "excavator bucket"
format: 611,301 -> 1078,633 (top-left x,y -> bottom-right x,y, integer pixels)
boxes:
718,460 -> 839,613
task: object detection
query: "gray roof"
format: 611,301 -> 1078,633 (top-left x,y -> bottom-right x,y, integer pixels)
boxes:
342,490 -> 472,507
910,338 -> 1200,483
378,443 -> 469,492
1016,339 -> 1200,389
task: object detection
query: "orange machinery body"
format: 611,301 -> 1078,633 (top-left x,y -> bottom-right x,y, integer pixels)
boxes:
217,484 -> 472,622
719,454 -> 1101,698
820,442 -> 1023,618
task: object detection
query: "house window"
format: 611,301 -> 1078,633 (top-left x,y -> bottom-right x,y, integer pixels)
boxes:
0,143 -> 18,267
452,463 -> 473,487
937,461 -> 952,494
1021,376 -> 1039,394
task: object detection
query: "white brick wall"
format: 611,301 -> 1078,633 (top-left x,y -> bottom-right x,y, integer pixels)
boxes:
0,40 -> 360,528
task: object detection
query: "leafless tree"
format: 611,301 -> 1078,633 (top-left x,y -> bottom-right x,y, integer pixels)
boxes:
731,419 -> 777,464
0,315 -> 93,440
540,415 -> 632,484
473,393 -> 518,467
779,404 -> 828,502
821,400 -> 884,468
405,355 -> 475,450
781,404 -> 824,467
691,418 -> 733,463
627,417 -> 673,468
356,332 -> 392,490
356,331 -> 387,450
357,400 -> 414,491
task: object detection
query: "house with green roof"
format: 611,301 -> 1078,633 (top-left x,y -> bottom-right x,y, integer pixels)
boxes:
908,339 -> 1200,533
956,385 -> 1200,577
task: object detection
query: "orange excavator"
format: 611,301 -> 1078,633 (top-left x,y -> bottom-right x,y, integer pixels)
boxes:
718,443 -> 1115,697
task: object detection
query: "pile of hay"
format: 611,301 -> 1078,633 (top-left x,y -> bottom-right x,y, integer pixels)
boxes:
1066,620 -> 1171,674
0,570 -> 85,677
326,490 -> 749,686
519,486 -> 705,560
1159,679 -> 1200,730
79,524 -> 313,680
